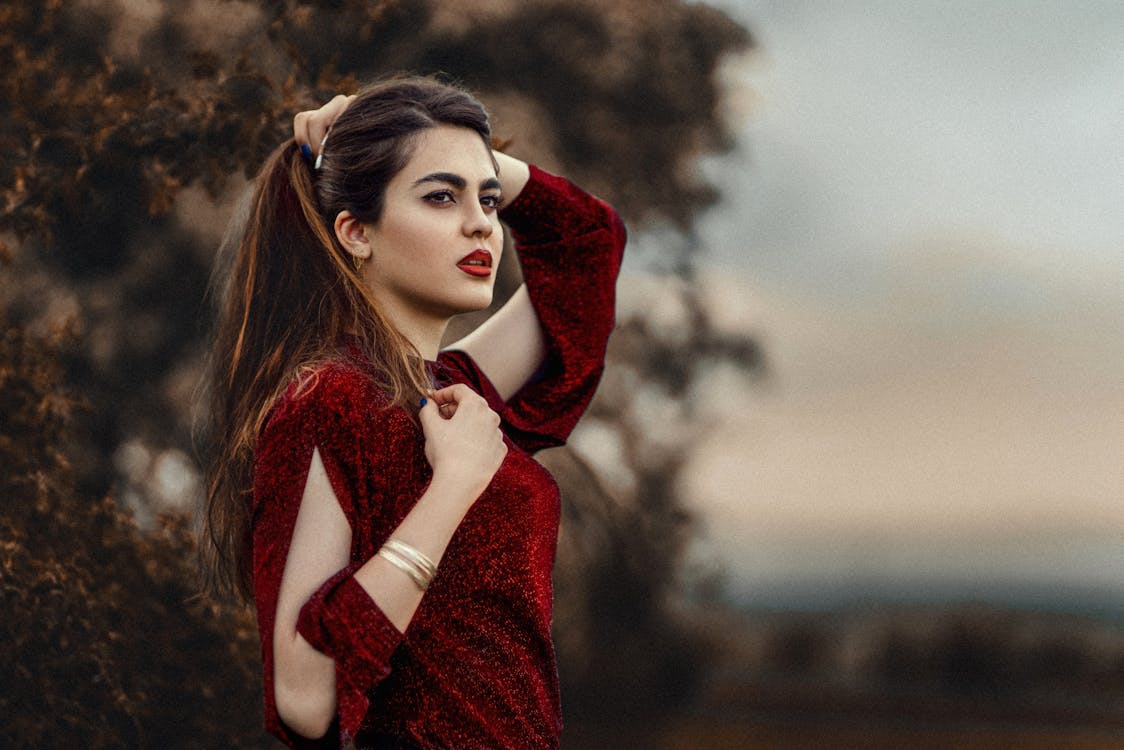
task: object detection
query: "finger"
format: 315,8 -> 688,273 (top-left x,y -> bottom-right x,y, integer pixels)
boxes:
293,111 -> 311,147
430,383 -> 477,407
431,384 -> 498,424
293,111 -> 314,161
430,384 -> 470,421
417,395 -> 441,432
310,94 -> 355,156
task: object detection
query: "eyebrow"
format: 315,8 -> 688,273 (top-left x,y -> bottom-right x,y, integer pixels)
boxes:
412,172 -> 502,192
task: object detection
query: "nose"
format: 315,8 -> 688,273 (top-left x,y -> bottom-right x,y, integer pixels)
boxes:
463,201 -> 494,238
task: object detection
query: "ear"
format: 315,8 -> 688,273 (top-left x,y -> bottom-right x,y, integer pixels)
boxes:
334,210 -> 372,261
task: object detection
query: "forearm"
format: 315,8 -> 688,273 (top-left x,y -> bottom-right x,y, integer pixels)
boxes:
274,464 -> 483,739
346,385 -> 507,636
495,150 -> 530,208
351,472 -> 479,631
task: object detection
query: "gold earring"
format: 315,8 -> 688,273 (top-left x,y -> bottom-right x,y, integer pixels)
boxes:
353,255 -> 365,273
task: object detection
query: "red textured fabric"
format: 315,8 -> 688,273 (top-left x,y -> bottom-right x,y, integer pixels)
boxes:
250,165 -> 626,749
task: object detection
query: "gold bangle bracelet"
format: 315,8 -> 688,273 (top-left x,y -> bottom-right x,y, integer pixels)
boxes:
376,546 -> 431,591
383,538 -> 438,581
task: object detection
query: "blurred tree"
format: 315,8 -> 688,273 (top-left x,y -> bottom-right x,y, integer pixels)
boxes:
0,0 -> 755,745
0,313 -> 267,749
1,0 -> 751,497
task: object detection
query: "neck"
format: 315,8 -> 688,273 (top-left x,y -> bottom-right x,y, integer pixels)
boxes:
404,323 -> 447,362
380,303 -> 449,361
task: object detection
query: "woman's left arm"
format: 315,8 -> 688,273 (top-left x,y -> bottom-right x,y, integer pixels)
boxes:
448,160 -> 627,453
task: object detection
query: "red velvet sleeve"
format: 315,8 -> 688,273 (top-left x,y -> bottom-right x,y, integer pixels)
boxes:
442,165 -> 627,453
251,365 -> 406,749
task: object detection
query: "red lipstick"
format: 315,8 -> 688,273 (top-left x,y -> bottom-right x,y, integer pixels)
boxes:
456,249 -> 493,278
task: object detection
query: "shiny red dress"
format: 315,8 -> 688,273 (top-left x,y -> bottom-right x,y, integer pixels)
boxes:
251,166 -> 626,749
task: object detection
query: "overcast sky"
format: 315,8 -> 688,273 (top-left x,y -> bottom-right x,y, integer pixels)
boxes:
697,0 -> 1124,287
646,1 -> 1124,611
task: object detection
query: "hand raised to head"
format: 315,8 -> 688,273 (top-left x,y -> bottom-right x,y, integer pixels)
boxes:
293,94 -> 356,163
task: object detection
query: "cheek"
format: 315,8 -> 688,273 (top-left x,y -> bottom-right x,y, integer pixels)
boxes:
490,223 -> 505,254
394,222 -> 447,263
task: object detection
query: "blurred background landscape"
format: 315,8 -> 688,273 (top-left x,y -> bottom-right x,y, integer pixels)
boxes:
2,1 -> 1122,747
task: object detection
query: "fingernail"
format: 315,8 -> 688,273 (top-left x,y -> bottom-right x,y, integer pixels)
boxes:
300,143 -> 313,160
419,397 -> 427,410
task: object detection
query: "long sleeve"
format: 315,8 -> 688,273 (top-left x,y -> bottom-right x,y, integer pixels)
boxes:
441,165 -> 627,453
251,363 -> 417,749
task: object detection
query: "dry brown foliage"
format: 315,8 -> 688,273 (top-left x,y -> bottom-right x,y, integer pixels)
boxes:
0,1 -> 754,746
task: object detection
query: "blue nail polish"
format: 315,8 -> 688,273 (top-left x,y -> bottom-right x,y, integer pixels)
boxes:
419,397 -> 428,409
300,143 -> 313,160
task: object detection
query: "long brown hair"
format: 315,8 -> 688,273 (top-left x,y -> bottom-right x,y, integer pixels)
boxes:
201,76 -> 493,601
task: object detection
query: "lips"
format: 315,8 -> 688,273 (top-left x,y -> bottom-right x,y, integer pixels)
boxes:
456,249 -> 493,278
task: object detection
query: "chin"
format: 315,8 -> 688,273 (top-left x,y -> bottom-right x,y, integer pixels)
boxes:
441,292 -> 494,318
464,295 -> 495,313
463,287 -> 496,311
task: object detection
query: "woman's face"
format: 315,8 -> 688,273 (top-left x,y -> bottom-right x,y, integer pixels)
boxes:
362,124 -> 504,329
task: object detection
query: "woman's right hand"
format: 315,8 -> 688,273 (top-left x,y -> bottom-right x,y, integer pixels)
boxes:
418,384 -> 507,501
293,93 -> 355,160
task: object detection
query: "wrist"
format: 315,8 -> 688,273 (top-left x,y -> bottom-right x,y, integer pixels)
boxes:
425,468 -> 489,509
494,151 -> 531,208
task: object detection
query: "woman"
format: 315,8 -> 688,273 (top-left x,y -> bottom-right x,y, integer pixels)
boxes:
203,76 -> 626,749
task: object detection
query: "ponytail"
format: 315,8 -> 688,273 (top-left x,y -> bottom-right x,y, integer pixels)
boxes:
201,142 -> 429,601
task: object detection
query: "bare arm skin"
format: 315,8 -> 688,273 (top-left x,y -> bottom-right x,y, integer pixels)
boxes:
271,385 -> 507,739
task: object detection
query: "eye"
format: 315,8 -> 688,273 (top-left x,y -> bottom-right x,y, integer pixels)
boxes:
480,194 -> 502,210
423,190 -> 455,205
